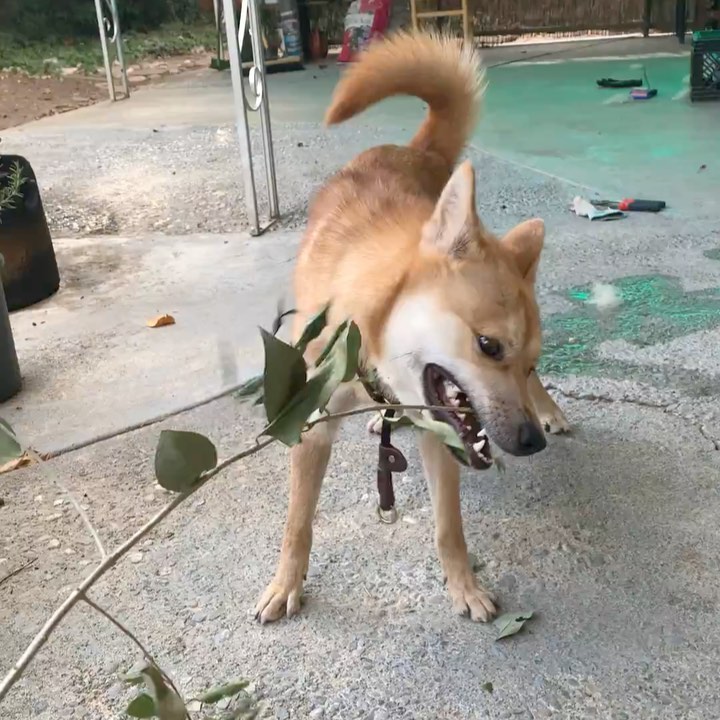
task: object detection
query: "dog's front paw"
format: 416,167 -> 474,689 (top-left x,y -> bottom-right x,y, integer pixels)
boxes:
446,567 -> 498,622
539,405 -> 570,435
254,575 -> 304,624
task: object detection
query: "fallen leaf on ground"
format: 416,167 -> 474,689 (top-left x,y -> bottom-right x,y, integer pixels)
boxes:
494,610 -> 534,640
146,314 -> 175,328
0,452 -> 35,475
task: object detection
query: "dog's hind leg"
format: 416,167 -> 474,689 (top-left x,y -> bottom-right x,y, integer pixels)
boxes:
255,383 -> 361,624
419,431 -> 498,622
528,370 -> 570,435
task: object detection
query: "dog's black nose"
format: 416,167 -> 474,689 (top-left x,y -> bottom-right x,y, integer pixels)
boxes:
517,421 -> 547,455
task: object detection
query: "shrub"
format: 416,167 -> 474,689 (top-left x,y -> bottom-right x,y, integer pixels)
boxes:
0,0 -> 203,42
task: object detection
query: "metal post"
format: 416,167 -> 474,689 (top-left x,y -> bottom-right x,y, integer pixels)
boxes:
222,0 -> 281,235
93,0 -> 116,101
215,0 -> 224,63
247,0 -> 280,219
676,0 -> 687,43
108,0 -> 130,97
222,0 -> 261,234
643,0 -> 653,37
93,0 -> 129,101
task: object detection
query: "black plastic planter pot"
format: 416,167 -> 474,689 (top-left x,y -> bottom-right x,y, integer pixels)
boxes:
0,155 -> 60,311
0,273 -> 21,402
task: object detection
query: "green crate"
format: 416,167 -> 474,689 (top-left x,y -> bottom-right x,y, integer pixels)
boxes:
691,29 -> 720,101
692,29 -> 720,42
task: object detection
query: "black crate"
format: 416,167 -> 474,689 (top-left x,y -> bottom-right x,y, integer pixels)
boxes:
691,30 -> 720,101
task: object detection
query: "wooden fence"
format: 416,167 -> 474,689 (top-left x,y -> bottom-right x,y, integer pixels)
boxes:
414,0 -> 694,39
473,0 -> 649,34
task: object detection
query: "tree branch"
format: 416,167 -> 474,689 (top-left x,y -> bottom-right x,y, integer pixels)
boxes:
26,447 -> 108,561
0,557 -> 37,588
82,595 -> 189,718
305,403 -> 472,429
0,437 -> 275,702
0,422 -> 108,561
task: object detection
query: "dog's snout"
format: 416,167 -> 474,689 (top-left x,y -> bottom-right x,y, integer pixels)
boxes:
517,421 -> 546,455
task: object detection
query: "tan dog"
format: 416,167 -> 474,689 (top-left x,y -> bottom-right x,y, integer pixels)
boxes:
255,32 -> 569,624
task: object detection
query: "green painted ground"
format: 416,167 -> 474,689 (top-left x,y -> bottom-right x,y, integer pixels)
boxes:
539,250 -> 720,384
541,275 -> 720,375
268,52 -> 718,205
482,55 -> 718,203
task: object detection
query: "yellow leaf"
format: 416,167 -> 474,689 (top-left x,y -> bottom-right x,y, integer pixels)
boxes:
147,314 -> 176,328
0,452 -> 35,475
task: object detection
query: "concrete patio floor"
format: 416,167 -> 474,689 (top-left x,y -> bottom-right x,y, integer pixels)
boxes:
2,34 -> 720,720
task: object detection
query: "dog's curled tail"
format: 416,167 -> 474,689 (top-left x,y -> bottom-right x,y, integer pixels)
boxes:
324,32 -> 484,167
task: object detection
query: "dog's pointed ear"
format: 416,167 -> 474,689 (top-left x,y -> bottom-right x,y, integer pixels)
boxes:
501,219 -> 544,282
422,161 -> 481,257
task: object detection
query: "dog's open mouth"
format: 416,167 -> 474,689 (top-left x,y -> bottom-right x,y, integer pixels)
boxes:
422,363 -> 493,470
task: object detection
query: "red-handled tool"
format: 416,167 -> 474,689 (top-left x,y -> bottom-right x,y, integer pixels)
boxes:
595,198 -> 666,213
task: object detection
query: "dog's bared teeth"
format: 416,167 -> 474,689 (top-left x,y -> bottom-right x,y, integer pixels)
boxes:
472,439 -> 486,453
448,397 -> 460,406
477,429 -> 487,439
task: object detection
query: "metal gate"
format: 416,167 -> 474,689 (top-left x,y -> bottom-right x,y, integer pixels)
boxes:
94,0 -> 279,236
220,0 -> 280,235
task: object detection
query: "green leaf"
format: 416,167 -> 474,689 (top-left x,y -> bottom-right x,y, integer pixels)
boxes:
259,372 -> 327,446
406,413 -> 468,460
482,681 -> 494,693
154,430 -> 218,492
156,692 -> 187,720
208,707 -> 256,720
260,328 -> 307,423
312,321 -> 361,410
0,417 -> 22,466
139,665 -> 187,720
494,611 -> 534,640
262,321 -> 362,446
340,322 -> 362,383
294,304 -> 330,354
127,693 -> 156,718
313,320 -> 347,367
198,680 -> 250,704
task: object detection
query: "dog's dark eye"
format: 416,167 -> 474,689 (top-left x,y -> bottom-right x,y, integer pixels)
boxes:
477,336 -> 503,360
